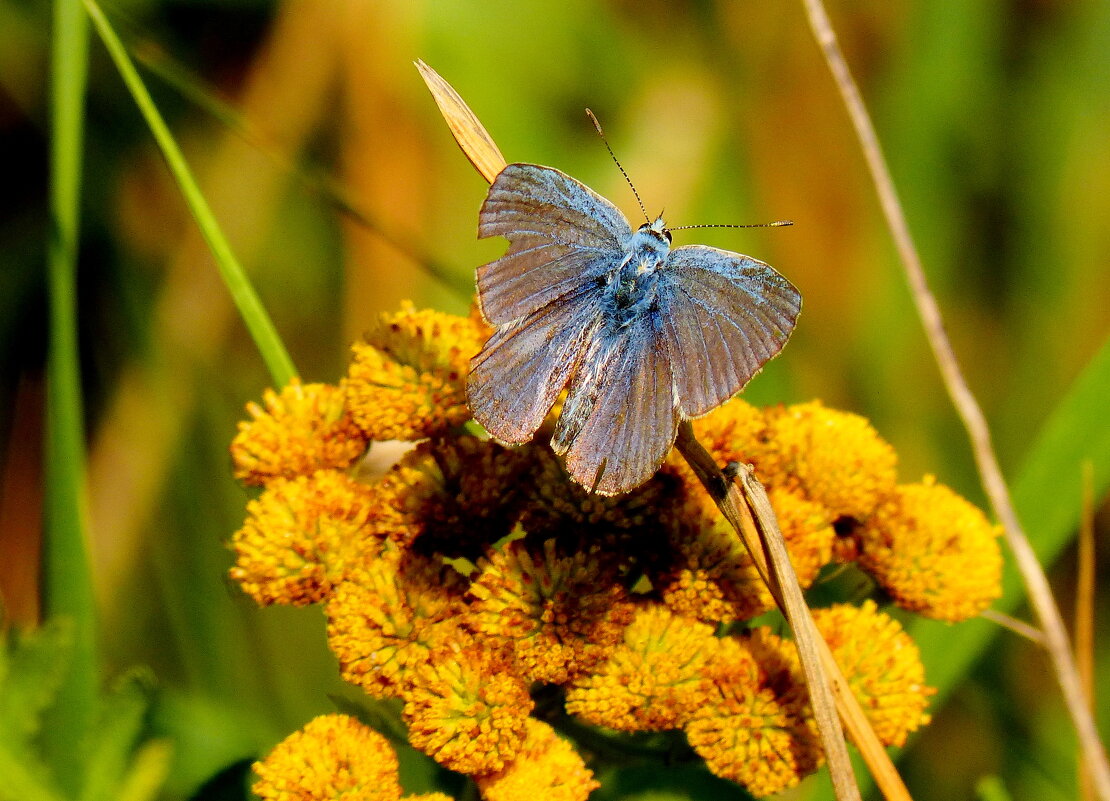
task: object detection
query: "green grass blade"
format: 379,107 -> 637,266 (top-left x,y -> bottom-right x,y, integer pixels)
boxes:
43,0 -> 98,794
82,0 -> 297,387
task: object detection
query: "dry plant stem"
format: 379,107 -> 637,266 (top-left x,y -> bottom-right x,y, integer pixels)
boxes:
801,3 -> 1110,798
678,425 -> 912,801
1078,462 -> 1096,801
978,609 -> 1047,647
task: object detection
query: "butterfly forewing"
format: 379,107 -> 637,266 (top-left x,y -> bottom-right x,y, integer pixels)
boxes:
476,238 -> 613,325
468,283 -> 603,444
660,245 -> 801,418
477,164 -> 632,325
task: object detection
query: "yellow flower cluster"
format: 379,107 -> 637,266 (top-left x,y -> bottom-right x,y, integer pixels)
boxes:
252,714 -> 402,801
233,302 -> 1003,799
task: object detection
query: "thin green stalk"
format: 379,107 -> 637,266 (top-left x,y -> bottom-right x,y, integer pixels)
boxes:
82,0 -> 297,387
43,0 -> 97,794
130,43 -> 470,297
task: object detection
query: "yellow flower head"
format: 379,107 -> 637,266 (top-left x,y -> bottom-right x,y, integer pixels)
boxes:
657,485 -> 834,624
231,379 -> 369,487
855,477 -> 1002,621
326,545 -> 469,698
475,718 -> 599,801
764,400 -> 898,520
252,713 -> 402,801
467,537 -> 635,684
368,435 -> 526,557
345,304 -> 486,441
685,397 -> 776,473
403,642 -> 534,775
812,601 -> 934,746
564,603 -> 719,731
685,630 -> 821,798
519,444 -> 677,542
230,469 -> 381,606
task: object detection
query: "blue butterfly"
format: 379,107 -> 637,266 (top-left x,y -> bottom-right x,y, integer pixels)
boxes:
467,162 -> 801,495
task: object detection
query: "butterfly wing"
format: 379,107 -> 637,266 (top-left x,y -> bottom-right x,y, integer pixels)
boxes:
468,282 -> 604,444
659,245 -> 801,418
551,315 -> 680,495
477,163 -> 633,325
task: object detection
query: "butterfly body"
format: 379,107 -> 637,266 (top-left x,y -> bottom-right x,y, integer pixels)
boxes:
469,163 -> 800,495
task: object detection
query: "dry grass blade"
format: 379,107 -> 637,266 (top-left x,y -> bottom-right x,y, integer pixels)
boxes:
415,59 -> 507,183
801,3 -> 1110,798
677,425 -> 892,801
1078,461 -> 1097,801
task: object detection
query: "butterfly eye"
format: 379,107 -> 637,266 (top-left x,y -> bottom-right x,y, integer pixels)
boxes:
663,229 -> 672,243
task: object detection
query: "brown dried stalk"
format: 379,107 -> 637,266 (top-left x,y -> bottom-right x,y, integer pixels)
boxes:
415,59 -> 506,184
418,59 -> 893,801
1078,462 -> 1097,801
677,426 -> 910,801
800,3 -> 1110,799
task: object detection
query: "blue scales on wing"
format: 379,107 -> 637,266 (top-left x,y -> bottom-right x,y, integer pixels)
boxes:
476,163 -> 631,324
551,314 -> 681,495
468,281 -> 603,444
658,245 -> 801,418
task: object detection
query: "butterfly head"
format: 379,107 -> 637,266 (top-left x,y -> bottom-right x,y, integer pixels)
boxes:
637,216 -> 672,244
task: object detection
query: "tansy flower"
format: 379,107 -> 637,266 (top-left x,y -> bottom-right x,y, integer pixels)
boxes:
854,477 -> 1003,621
519,444 -> 677,542
764,400 -> 898,520
684,397 -> 778,477
564,603 -> 719,731
230,469 -> 381,606
345,304 -> 486,441
252,713 -> 402,801
402,642 -> 533,775
656,493 -> 767,624
326,545 -> 469,698
812,601 -> 933,746
685,630 -> 821,797
230,293 -> 1007,799
475,718 -> 599,801
467,537 -> 635,684
367,435 -> 526,557
231,379 -> 368,486
657,484 -> 834,624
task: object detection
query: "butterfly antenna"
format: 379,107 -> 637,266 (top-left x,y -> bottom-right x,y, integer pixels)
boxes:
669,220 -> 794,231
586,108 -> 650,224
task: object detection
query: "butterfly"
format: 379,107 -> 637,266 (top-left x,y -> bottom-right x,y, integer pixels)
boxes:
467,161 -> 801,495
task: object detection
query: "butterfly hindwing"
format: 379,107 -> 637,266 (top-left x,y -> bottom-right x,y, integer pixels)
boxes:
554,315 -> 680,495
477,164 -> 632,325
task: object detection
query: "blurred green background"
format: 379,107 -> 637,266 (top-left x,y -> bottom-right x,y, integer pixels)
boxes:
2,1 -> 1108,799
